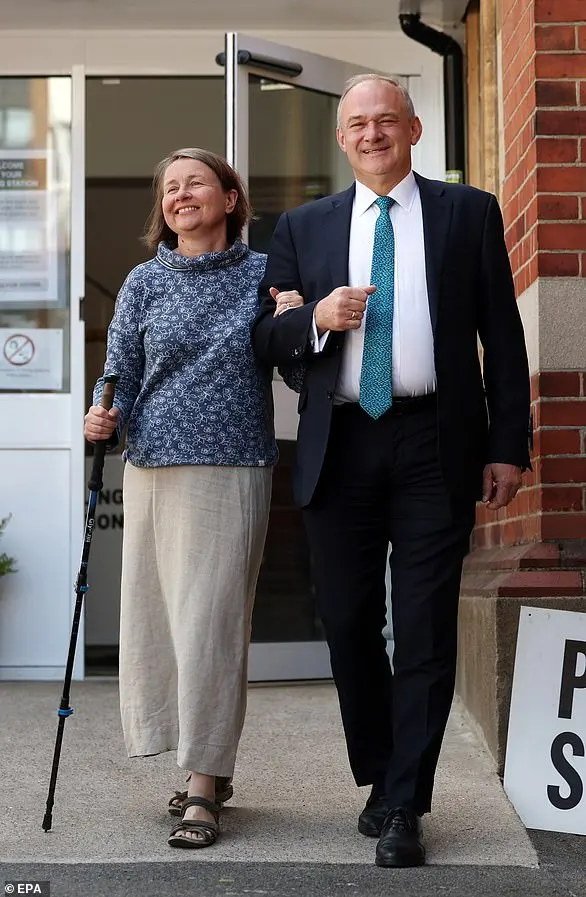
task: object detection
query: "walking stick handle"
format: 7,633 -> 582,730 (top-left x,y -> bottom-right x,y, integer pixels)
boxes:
100,375 -> 117,412
88,374 -> 118,492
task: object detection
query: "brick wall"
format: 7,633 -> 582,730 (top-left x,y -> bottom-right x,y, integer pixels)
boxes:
473,0 -> 586,549
500,0 -> 538,297
474,371 -> 586,547
534,0 -> 586,277
500,0 -> 586,293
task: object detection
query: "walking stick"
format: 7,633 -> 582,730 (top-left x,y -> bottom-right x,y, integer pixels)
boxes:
42,374 -> 118,832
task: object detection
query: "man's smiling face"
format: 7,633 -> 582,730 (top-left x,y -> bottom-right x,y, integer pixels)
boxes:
336,79 -> 422,192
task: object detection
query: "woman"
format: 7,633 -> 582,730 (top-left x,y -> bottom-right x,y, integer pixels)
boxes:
84,148 -> 301,849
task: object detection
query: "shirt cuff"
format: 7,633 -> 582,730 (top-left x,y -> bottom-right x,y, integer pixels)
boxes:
310,313 -> 330,353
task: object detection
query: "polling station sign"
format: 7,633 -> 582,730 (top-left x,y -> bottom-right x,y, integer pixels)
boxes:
0,150 -> 59,304
504,606 -> 586,834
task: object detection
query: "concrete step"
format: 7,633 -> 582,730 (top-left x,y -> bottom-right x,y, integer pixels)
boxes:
0,681 -> 537,868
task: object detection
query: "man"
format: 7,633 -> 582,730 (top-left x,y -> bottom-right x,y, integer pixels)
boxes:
252,74 -> 530,868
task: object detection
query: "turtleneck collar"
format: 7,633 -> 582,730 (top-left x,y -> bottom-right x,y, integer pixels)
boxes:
156,239 -> 249,273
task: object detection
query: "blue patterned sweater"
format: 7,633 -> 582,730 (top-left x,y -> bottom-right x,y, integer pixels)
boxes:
93,240 -> 278,468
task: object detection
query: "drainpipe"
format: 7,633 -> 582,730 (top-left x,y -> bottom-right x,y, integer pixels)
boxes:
399,12 -> 466,183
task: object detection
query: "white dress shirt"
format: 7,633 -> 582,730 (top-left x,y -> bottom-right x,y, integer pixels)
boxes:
313,171 -> 436,402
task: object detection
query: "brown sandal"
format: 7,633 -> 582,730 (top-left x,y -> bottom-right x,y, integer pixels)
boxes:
168,796 -> 220,849
168,776 -> 233,817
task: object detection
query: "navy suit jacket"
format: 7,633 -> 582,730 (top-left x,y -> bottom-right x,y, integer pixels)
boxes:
252,173 -> 531,508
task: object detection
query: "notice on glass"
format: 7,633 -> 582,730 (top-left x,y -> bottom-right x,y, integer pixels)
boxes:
0,328 -> 63,390
0,150 -> 58,304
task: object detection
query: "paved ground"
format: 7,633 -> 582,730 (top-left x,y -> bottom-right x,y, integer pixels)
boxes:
1,681 -> 584,896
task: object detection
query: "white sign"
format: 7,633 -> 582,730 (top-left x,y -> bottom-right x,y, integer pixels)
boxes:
0,327 -> 63,390
0,149 -> 58,304
504,606 -> 586,834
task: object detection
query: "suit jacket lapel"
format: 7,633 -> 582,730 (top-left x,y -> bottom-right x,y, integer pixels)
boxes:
324,184 -> 355,289
414,172 -> 453,333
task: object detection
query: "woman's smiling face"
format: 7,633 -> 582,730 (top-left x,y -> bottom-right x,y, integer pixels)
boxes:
161,158 -> 237,240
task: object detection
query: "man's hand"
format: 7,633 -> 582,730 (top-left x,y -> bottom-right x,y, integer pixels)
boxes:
84,405 -> 120,444
269,287 -> 304,316
314,285 -> 376,334
482,462 -> 522,511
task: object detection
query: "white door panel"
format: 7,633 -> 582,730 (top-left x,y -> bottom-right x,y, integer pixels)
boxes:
0,450 -> 71,674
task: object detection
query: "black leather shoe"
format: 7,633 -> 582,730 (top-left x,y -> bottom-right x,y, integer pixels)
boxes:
375,807 -> 425,867
358,787 -> 389,837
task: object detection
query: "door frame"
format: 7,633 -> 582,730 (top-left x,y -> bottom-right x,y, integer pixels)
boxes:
221,31 -> 410,182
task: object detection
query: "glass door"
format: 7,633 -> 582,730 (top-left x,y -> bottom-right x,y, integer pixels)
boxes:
0,69 -> 86,679
221,34 -> 403,681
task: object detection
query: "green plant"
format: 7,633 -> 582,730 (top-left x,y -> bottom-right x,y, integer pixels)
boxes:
0,515 -> 17,577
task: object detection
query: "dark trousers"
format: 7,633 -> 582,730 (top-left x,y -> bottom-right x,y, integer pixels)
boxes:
303,398 -> 476,814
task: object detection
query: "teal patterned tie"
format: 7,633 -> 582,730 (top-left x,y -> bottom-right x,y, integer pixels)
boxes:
359,195 -> 395,419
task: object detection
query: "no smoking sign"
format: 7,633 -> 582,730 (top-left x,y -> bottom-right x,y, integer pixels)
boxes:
3,333 -> 35,366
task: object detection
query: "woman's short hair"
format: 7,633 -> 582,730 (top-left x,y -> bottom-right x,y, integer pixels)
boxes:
143,148 -> 252,252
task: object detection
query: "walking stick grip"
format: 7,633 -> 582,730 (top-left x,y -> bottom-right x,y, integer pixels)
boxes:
88,374 -> 118,492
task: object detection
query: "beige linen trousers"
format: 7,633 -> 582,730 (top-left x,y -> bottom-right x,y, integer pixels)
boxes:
119,461 -> 272,775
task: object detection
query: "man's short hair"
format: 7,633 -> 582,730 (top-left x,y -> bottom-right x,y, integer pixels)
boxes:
336,74 -> 416,128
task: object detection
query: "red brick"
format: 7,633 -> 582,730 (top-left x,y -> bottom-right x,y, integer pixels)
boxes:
582,142 -> 586,163
536,25 -> 577,51
503,38 -> 537,97
535,427 -> 582,454
497,569 -> 583,595
540,400 -> 586,426
502,0 -> 532,47
537,167 -> 586,192
541,513 -> 586,539
536,110 -> 586,135
541,486 -> 584,511
582,253 -> 586,276
539,371 -> 582,397
536,138 -> 578,164
538,222 -> 586,250
504,106 -> 536,150
526,196 -> 539,229
579,26 -> 586,50
536,80 -> 578,107
504,69 -> 536,123
536,54 -> 586,79
581,83 -> 586,106
538,195 -> 579,219
518,174 -> 538,217
536,0 -> 586,23
537,252 -> 581,276
502,519 -> 526,546
512,487 -> 539,517
541,455 -> 586,482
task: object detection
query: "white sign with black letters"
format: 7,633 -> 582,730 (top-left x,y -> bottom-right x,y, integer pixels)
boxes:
0,149 -> 59,304
504,606 -> 586,834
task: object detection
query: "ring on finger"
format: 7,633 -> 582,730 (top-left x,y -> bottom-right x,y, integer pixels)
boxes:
351,311 -> 357,320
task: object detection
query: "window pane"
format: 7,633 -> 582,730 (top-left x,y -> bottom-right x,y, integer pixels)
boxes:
247,76 -> 348,645
0,78 -> 71,393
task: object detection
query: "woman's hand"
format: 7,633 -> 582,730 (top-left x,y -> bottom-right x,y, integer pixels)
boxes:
270,287 -> 304,317
84,405 -> 120,443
